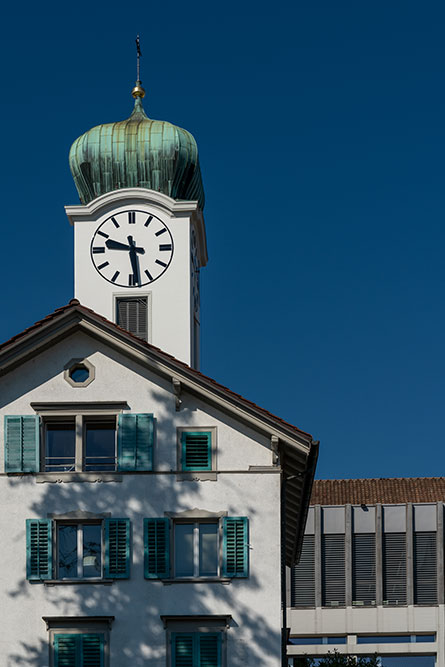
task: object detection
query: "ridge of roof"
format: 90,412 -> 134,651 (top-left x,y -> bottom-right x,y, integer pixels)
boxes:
311,477 -> 445,505
0,299 -> 313,443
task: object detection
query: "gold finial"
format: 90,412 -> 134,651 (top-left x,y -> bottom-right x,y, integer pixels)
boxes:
132,35 -> 146,99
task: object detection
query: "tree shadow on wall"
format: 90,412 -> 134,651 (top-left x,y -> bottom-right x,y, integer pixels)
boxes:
5,385 -> 281,667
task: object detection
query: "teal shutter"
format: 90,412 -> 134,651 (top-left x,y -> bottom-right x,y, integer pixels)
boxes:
172,633 -> 194,667
222,517 -> 249,578
198,633 -> 221,667
54,634 -> 78,666
104,518 -> 130,578
117,413 -> 154,471
26,519 -> 52,580
54,633 -> 104,667
181,432 -> 212,471
144,518 -> 170,578
5,415 -> 39,472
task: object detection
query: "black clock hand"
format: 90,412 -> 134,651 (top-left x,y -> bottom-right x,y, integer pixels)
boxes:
105,238 -> 145,253
128,236 -> 141,285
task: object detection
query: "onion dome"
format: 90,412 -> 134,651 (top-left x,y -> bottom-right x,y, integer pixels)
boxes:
69,84 -> 205,209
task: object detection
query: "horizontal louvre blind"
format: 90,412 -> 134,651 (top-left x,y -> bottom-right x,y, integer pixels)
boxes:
116,296 -> 148,340
173,633 -> 194,667
144,518 -> 170,578
322,534 -> 345,606
414,531 -> 437,604
291,535 -> 315,607
54,634 -> 77,667
26,519 -> 52,580
199,634 -> 220,667
223,517 -> 248,577
383,532 -> 406,604
5,415 -> 39,473
182,432 -> 211,470
352,533 -> 376,605
81,634 -> 104,667
105,518 -> 130,578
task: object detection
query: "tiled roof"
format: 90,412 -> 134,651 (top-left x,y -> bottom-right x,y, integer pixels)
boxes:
311,477 -> 445,505
0,300 -> 313,443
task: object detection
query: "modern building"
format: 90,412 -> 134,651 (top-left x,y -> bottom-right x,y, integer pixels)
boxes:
287,477 -> 445,667
0,76 -> 318,666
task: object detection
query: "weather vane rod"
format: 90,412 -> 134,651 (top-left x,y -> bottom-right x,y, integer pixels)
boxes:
136,35 -> 142,82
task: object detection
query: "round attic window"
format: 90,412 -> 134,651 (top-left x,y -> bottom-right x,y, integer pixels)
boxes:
64,358 -> 95,388
69,364 -> 90,383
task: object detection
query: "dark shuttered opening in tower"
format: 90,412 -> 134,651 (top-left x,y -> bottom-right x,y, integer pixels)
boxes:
383,532 -> 406,605
352,533 -> 376,605
291,535 -> 315,607
116,297 -> 148,340
322,534 -> 345,606
414,531 -> 437,604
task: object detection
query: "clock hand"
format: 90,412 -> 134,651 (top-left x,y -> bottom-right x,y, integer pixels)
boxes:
105,238 -> 145,253
128,236 -> 141,285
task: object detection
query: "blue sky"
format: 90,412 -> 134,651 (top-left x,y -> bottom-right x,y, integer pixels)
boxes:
1,1 -> 444,480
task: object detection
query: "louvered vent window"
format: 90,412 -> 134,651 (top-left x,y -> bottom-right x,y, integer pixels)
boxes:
414,531 -> 437,604
181,431 -> 212,471
291,535 -> 315,607
383,532 -> 406,605
322,534 -> 345,606
116,296 -> 148,340
352,533 -> 376,605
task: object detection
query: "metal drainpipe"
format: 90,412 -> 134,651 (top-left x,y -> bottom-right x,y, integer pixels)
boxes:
281,471 -> 287,667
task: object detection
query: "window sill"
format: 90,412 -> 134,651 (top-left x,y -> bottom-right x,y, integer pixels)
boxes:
161,578 -> 231,585
176,471 -> 217,482
42,579 -> 114,586
36,473 -> 122,483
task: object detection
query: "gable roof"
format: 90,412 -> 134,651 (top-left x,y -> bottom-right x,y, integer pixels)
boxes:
311,477 -> 445,505
0,299 -> 318,565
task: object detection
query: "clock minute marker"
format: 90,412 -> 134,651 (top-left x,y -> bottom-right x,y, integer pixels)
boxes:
145,269 -> 153,281
144,215 -> 153,227
128,211 -> 136,224
111,217 -> 120,228
92,247 -> 105,254
155,259 -> 167,267
98,261 -> 109,270
155,228 -> 167,237
159,244 -> 172,251
97,231 -> 109,238
111,271 -> 120,283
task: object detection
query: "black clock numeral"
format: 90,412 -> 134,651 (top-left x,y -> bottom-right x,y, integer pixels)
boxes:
111,271 -> 120,283
97,231 -> 109,238
155,228 -> 167,237
98,261 -> 109,270
144,215 -> 153,227
111,217 -> 119,228
145,269 -> 153,281
92,247 -> 105,254
155,259 -> 167,268
128,211 -> 136,224
159,244 -> 172,251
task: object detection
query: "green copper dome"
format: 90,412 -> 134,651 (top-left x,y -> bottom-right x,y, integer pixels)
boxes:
69,97 -> 205,209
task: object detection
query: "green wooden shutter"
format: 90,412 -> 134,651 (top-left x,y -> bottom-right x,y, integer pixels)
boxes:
5,415 -> 39,473
54,634 -> 78,666
144,518 -> 170,578
81,634 -> 104,667
199,633 -> 221,667
181,432 -> 211,470
26,518 -> 52,580
222,516 -> 249,578
117,413 -> 154,471
104,518 -> 130,578
172,633 -> 194,667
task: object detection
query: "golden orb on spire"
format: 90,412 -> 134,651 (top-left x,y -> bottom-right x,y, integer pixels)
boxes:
132,80 -> 146,98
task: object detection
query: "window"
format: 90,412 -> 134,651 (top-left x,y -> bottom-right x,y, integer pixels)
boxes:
5,412 -> 154,473
64,358 -> 95,387
26,517 -> 130,581
352,533 -> 376,605
172,632 -> 221,667
44,616 -> 113,667
177,428 -> 216,474
116,296 -> 148,340
291,535 -> 315,607
414,531 -> 437,604
383,533 -> 406,605
144,516 -> 248,580
322,534 -> 345,606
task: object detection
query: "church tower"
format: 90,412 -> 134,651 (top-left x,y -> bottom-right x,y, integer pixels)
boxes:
65,75 -> 207,369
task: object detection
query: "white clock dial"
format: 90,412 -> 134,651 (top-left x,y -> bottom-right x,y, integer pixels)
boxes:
90,210 -> 174,287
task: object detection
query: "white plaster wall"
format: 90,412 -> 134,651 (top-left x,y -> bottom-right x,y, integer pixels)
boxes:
73,195 -> 194,366
0,333 -> 281,666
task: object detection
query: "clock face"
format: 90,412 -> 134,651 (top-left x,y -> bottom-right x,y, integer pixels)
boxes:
90,210 -> 174,288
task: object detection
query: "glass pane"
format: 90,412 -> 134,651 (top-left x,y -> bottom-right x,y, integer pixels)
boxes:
83,524 -> 102,577
199,523 -> 218,576
85,422 -> 116,471
46,424 -> 75,472
358,636 -> 411,644
70,365 -> 89,383
175,524 -> 194,577
379,658 -> 436,666
58,525 -> 78,578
